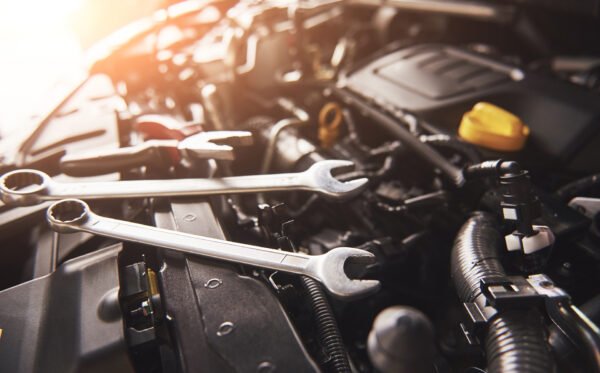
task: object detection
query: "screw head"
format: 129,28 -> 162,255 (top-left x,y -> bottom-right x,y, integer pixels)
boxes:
217,321 -> 235,336
257,361 -> 275,373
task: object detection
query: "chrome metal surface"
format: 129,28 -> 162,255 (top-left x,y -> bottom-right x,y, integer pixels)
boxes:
0,160 -> 368,206
47,199 -> 380,299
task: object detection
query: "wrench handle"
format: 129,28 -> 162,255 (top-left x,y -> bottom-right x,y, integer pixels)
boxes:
44,172 -> 308,200
47,198 -> 380,300
81,214 -> 313,274
212,172 -> 308,192
60,141 -> 175,176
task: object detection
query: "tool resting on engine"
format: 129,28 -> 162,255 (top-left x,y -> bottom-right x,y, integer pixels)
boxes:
59,130 -> 254,176
0,160 -> 368,206
46,199 -> 379,300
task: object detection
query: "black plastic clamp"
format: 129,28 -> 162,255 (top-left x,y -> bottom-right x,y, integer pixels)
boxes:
460,273 -> 600,371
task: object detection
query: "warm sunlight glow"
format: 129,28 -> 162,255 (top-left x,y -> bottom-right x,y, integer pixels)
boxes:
0,0 -> 85,135
0,0 -> 83,27
0,0 -> 165,135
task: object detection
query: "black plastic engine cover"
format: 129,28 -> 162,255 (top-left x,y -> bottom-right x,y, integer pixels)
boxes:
153,198 -> 318,373
343,44 -> 600,173
0,244 -> 133,373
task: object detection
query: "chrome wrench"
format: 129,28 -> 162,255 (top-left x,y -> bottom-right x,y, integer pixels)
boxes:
46,199 -> 380,300
0,160 -> 368,206
59,130 -> 254,176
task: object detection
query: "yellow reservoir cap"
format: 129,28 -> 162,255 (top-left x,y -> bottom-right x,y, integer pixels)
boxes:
459,102 -> 530,152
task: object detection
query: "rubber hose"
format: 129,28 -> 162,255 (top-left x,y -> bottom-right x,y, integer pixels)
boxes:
556,173 -> 600,202
486,309 -> 554,373
301,276 -> 351,373
451,213 -> 555,373
331,87 -> 465,186
451,213 -> 506,303
421,137 -> 483,164
579,293 -> 600,326
550,293 -> 600,363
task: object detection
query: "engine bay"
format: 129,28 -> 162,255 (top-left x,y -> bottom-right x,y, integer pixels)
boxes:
1,1 -> 600,372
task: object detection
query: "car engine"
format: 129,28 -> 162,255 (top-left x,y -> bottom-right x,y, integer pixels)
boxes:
1,1 -> 600,372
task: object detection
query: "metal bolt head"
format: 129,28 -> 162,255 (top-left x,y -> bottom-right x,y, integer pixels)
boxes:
257,361 -> 276,373
217,321 -> 235,336
204,278 -> 222,289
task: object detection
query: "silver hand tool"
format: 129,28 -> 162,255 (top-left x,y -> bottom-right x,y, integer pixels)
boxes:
59,131 -> 254,176
134,114 -> 202,139
46,199 -> 380,300
0,160 -> 368,206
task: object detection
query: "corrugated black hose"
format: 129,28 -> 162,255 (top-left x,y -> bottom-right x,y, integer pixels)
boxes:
451,213 -> 555,373
301,276 -> 352,373
276,229 -> 350,372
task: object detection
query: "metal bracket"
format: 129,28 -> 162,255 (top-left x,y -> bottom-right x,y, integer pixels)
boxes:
569,197 -> 600,218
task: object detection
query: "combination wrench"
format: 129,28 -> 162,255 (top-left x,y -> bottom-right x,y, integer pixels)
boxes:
0,160 -> 368,206
59,130 -> 254,176
46,199 -> 380,300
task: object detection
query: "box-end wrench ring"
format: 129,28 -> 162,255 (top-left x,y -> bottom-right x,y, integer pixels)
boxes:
0,160 -> 368,206
46,199 -> 380,300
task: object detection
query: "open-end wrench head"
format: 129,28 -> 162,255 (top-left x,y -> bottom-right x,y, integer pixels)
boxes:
192,131 -> 254,147
47,199 -> 92,233
178,141 -> 235,161
178,131 -> 253,161
309,247 -> 380,300
0,169 -> 52,206
304,160 -> 368,200
135,114 -> 202,140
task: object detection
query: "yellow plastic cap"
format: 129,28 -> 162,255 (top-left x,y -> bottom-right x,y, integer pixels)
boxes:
459,102 -> 530,152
